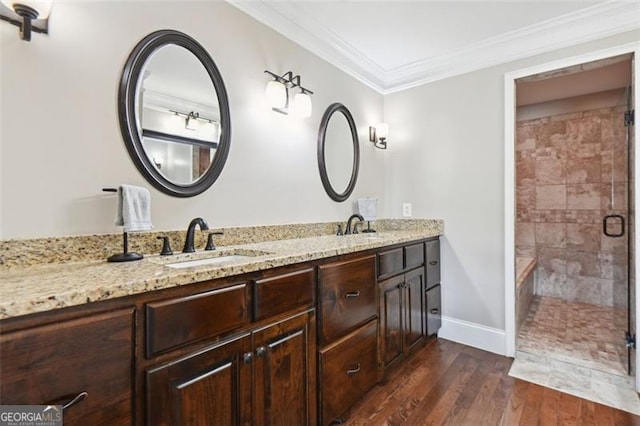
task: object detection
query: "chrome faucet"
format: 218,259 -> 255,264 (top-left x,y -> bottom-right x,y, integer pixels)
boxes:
182,217 -> 210,253
345,214 -> 364,235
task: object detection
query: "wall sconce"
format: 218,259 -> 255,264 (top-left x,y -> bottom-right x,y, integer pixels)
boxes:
264,70 -> 313,118
0,0 -> 51,41
369,123 -> 388,150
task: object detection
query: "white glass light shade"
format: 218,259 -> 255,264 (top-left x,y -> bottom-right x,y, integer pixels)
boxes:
291,92 -> 312,118
185,116 -> 199,131
1,0 -> 52,18
265,80 -> 287,109
375,123 -> 389,139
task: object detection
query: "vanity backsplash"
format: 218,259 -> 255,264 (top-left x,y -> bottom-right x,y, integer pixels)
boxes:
0,219 -> 443,269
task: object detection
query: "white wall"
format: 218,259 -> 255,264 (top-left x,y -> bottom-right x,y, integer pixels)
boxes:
383,31 -> 640,337
0,1 -> 385,239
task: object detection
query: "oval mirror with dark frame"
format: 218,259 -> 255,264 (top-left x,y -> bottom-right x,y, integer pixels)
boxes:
317,103 -> 360,202
119,29 -> 231,197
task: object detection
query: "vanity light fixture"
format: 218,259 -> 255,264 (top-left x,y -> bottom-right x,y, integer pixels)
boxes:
264,70 -> 314,118
185,111 -> 200,131
0,0 -> 51,41
369,123 -> 389,150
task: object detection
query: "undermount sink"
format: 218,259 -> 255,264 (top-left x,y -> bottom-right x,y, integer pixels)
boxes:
165,255 -> 254,269
150,249 -> 272,269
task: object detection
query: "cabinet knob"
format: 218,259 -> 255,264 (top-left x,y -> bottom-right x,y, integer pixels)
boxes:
243,352 -> 254,364
430,308 -> 440,314
429,260 -> 438,266
256,346 -> 267,357
346,363 -> 361,376
345,291 -> 361,299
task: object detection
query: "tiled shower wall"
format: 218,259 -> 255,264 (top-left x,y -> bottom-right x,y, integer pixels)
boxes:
515,106 -> 628,307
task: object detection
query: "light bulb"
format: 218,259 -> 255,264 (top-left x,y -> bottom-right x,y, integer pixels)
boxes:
375,123 -> 389,139
266,80 -> 287,109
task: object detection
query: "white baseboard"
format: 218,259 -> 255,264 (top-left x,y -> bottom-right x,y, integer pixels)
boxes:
437,315 -> 507,356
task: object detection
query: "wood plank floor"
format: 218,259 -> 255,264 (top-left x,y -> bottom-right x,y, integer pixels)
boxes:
344,338 -> 640,425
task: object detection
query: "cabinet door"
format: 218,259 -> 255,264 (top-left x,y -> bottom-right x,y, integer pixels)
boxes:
146,333 -> 252,426
253,311 -> 315,426
378,275 -> 404,368
404,268 -> 425,351
0,308 -> 134,425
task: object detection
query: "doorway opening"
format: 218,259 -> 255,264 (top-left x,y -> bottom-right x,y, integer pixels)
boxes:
509,52 -> 639,412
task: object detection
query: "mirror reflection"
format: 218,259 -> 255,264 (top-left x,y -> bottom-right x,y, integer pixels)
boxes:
137,44 -> 220,185
324,111 -> 354,194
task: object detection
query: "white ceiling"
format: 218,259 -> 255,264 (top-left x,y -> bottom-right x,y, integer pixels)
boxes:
227,0 -> 640,94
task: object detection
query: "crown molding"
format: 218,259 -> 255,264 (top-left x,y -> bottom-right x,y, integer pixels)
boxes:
227,0 -> 639,94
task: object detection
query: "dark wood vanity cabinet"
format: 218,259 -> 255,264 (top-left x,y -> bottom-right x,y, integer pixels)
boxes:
0,308 -> 135,425
145,268 -> 317,426
317,255 -> 378,425
147,310 -> 315,426
0,235 -> 441,426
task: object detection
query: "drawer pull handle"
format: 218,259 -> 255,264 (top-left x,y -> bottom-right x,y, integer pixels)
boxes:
345,291 -> 360,299
429,261 -> 438,266
256,346 -> 267,357
430,308 -> 440,314
346,363 -> 361,376
243,352 -> 254,364
52,391 -> 88,411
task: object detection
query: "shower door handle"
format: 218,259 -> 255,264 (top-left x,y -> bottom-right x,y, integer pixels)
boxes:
603,214 -> 625,238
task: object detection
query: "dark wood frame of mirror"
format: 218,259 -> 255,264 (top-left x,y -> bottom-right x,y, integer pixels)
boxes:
317,103 -> 360,202
119,29 -> 231,197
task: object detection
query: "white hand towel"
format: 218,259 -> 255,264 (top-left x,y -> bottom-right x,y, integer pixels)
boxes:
115,185 -> 153,232
358,197 -> 377,221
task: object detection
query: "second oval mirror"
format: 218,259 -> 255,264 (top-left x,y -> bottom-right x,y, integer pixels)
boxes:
317,103 -> 360,202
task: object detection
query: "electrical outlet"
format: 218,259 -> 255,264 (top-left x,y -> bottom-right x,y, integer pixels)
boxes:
402,203 -> 412,217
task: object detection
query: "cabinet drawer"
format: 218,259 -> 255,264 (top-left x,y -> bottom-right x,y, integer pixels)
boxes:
404,243 -> 424,270
426,239 -> 441,288
147,282 -> 250,357
378,248 -> 403,279
254,268 -> 315,321
319,255 -> 376,344
426,284 -> 442,336
0,309 -> 134,425
319,320 -> 377,425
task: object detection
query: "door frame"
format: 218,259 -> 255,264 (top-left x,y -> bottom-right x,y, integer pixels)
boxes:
504,42 -> 640,389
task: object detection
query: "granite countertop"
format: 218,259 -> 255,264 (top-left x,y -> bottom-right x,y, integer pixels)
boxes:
0,229 -> 441,320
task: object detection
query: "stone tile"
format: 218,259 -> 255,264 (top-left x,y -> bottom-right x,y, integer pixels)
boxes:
601,149 -> 629,183
567,223 -> 601,252
601,182 -> 628,210
566,157 -> 601,184
516,125 -> 536,151
602,231 -> 628,254
565,209 -> 602,224
536,185 -> 566,210
567,183 -> 601,210
516,222 -> 535,248
536,247 -> 566,274
566,251 -> 600,278
536,269 -> 567,299
516,186 -> 536,211
516,161 -> 536,187
570,275 -> 608,305
535,159 -> 565,185
535,223 -> 566,248
516,246 -> 536,257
